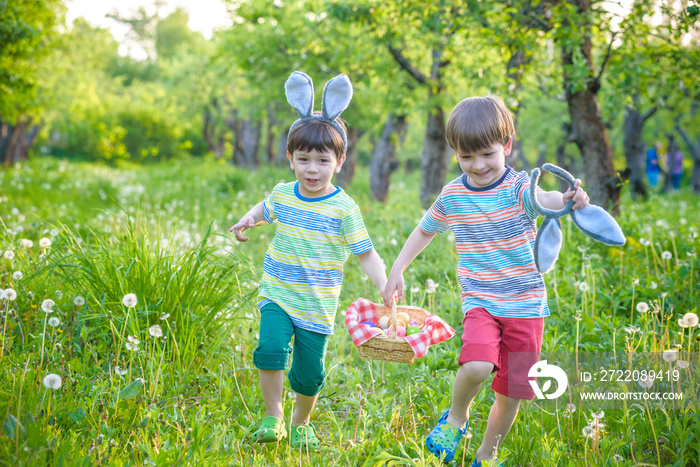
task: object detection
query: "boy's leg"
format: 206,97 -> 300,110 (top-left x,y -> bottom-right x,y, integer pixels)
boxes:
474,392 -> 521,462
288,327 -> 330,426
258,369 -> 285,419
447,360 -> 494,429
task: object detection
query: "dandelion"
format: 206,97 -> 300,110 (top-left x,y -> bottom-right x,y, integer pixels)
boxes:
425,279 -> 439,294
677,360 -> 690,369
638,375 -> 654,389
48,317 -> 60,327
3,250 -> 14,260
582,426 -> 594,438
624,325 -> 640,335
662,350 -> 677,362
39,238 -> 52,248
3,288 -> 17,301
683,312 -> 699,327
12,271 -> 22,281
148,325 -> 163,338
661,251 -> 672,260
122,293 -> 138,308
636,302 -> 649,313
114,366 -> 127,376
159,313 -> 170,320
21,239 -> 33,249
650,281 -> 657,290
43,373 -> 62,390
591,411 -> 605,419
613,454 -> 624,462
639,238 -> 650,247
578,282 -> 589,292
54,290 -> 63,299
565,403 -> 576,413
73,296 -> 85,306
125,341 -> 139,351
631,278 -> 639,286
41,299 -> 55,313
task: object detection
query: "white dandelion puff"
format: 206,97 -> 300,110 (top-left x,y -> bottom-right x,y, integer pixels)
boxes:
565,403 -> 576,413
591,411 -> 605,419
683,312 -> 699,327
4,250 -> 14,261
148,325 -> 163,338
662,350 -> 677,362
650,281 -> 657,290
114,366 -> 127,376
125,342 -> 139,351
639,238 -> 650,247
127,335 -> 140,344
12,271 -> 22,281
48,317 -> 60,327
631,278 -> 639,286
159,313 -> 170,320
122,293 -> 138,308
73,296 -> 85,306
636,302 -> 649,313
43,373 -> 62,390
21,239 -> 33,249
41,299 -> 56,313
39,237 -> 52,248
582,426 -> 594,438
661,251 -> 672,260
425,279 -> 439,294
638,375 -> 654,389
613,454 -> 624,462
677,360 -> 690,369
578,282 -> 590,292
3,288 -> 17,301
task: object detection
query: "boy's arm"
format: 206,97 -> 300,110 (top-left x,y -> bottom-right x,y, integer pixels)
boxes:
381,226 -> 437,306
229,201 -> 267,242
536,178 -> 590,211
356,249 -> 388,297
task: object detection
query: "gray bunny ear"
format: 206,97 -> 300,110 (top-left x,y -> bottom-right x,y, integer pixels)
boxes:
570,205 -> 626,246
534,217 -> 563,273
285,71 -> 314,118
321,74 -> 352,121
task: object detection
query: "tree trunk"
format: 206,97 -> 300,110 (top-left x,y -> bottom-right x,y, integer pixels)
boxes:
421,95 -> 448,207
369,114 -> 407,202
203,102 -> 225,158
676,123 -> 700,194
559,3 -> 620,214
505,49 -> 529,170
228,110 -> 260,169
266,107 -> 277,164
623,106 -> 649,199
276,127 -> 289,166
336,126 -> 362,188
1,117 -> 42,167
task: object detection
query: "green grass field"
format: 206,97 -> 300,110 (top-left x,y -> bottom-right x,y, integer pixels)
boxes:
1,157 -> 699,466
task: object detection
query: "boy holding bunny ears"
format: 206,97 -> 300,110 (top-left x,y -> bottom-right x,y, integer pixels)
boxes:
381,96 -> 590,465
231,72 -> 386,449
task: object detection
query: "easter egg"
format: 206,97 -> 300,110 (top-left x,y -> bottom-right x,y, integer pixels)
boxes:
409,320 -> 420,327
396,312 -> 410,324
396,319 -> 408,329
395,325 -> 406,337
378,315 -> 391,329
406,326 -> 422,336
360,320 -> 376,328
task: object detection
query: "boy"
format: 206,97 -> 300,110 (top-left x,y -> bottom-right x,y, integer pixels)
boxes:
381,96 -> 589,465
230,73 -> 386,449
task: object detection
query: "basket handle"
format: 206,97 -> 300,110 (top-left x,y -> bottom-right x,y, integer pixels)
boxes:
391,300 -> 397,338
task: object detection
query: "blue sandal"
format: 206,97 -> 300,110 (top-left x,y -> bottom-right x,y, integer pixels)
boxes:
472,459 -> 504,467
425,410 -> 468,463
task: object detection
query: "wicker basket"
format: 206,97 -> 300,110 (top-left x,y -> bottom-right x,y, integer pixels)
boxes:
357,302 -> 429,364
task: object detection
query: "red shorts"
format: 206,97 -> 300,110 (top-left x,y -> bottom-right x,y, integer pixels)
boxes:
459,307 -> 544,400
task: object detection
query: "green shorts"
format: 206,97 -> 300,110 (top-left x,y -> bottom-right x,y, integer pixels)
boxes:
253,302 -> 331,397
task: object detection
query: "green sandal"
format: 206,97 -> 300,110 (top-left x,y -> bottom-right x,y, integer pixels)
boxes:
250,416 -> 287,443
290,424 -> 321,450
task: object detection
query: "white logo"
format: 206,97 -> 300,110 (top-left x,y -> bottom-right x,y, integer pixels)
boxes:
528,360 -> 568,399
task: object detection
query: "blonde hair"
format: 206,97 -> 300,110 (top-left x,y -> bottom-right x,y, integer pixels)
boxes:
446,96 -> 515,155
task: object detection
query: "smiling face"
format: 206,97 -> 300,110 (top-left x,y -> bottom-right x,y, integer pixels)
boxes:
456,138 -> 512,188
287,148 -> 345,198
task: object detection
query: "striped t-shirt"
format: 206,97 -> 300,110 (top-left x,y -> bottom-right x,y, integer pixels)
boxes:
258,181 -> 373,334
419,167 -> 549,318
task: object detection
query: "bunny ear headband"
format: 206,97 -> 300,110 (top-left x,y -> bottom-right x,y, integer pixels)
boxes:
531,163 -> 626,273
285,71 -> 353,152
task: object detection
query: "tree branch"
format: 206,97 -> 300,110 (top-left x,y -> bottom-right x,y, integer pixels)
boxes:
595,30 -> 617,84
387,45 -> 429,85
642,106 -> 658,123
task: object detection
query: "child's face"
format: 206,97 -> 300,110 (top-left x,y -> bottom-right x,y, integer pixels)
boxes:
455,138 -> 512,188
287,148 -> 345,198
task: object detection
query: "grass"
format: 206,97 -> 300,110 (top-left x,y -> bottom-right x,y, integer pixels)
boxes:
0,156 -> 699,466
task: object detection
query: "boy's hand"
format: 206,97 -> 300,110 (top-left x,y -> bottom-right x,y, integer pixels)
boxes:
230,215 -> 256,242
563,179 -> 590,210
381,271 -> 405,307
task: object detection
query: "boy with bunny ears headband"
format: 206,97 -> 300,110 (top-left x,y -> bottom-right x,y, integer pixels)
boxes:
230,72 -> 387,449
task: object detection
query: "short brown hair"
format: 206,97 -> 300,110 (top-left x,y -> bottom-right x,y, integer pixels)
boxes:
446,96 -> 515,155
287,115 -> 346,159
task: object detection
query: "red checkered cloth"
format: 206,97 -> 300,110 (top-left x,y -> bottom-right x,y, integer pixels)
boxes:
345,298 -> 456,359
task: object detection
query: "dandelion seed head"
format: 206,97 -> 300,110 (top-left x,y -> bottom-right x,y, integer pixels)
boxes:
638,375 -> 654,388
73,296 -> 85,306
4,250 -> 14,260
148,324 -> 163,338
565,403 -> 576,413
683,312 -> 699,327
127,335 -> 140,344
591,411 -> 605,419
160,313 -> 170,320
677,360 -> 690,369
122,293 -> 138,308
43,373 -> 62,390
636,302 -> 649,313
425,279 -> 439,294
661,251 -> 672,260
582,426 -> 594,438
650,281 -> 657,290
21,239 -> 33,249
3,288 -> 17,301
631,278 -> 639,286
125,342 -> 139,351
12,271 -> 22,281
662,350 -> 677,362
578,282 -> 589,292
39,237 -> 51,248
114,366 -> 127,376
639,238 -> 650,247
48,317 -> 60,327
410,286 -> 420,295
41,299 -> 55,313
613,454 -> 623,462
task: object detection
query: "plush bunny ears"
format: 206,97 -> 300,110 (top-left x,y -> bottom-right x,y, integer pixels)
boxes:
531,163 -> 626,273
285,71 -> 353,152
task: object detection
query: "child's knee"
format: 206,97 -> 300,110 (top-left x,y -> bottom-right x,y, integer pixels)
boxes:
288,368 -> 326,397
253,342 -> 292,371
460,360 -> 494,383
